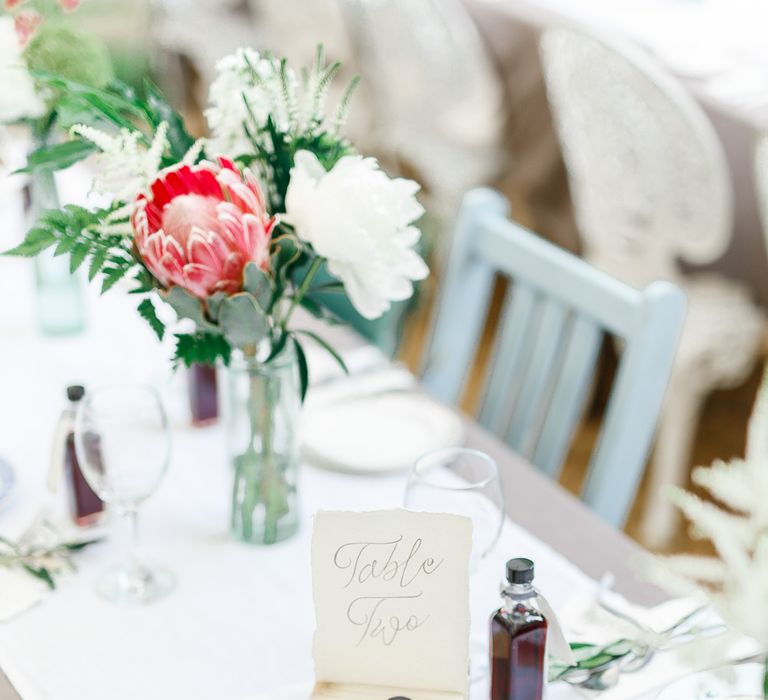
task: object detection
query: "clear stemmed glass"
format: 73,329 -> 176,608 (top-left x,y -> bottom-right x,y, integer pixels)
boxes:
405,447 -> 505,570
75,384 -> 174,604
404,447 -> 506,685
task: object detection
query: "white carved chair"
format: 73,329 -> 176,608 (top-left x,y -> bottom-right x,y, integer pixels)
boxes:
540,26 -> 765,547
335,0 -> 504,248
756,133 -> 768,258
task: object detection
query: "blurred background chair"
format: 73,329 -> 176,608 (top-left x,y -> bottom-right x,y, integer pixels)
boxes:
539,26 -> 765,547
756,133 -> 768,262
422,189 -> 686,527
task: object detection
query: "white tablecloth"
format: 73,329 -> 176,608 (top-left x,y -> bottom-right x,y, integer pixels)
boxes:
0,289 -> 597,699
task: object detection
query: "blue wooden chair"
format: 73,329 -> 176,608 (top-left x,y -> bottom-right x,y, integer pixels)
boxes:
422,189 -> 686,527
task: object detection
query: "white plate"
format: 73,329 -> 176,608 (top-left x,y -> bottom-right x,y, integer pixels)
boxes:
0,458 -> 16,509
302,390 -> 464,475
656,662 -> 765,699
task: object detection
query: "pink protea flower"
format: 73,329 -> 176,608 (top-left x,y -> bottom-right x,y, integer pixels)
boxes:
132,158 -> 276,299
13,9 -> 42,46
59,0 -> 80,10
5,0 -> 25,10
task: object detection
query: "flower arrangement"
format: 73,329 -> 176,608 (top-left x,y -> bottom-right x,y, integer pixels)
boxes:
651,371 -> 768,697
5,45 -> 428,543
6,46 -> 427,393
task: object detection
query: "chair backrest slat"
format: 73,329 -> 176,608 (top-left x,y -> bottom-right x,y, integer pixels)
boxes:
532,314 -> 602,477
479,282 -> 540,435
423,188 -> 686,527
504,297 -> 569,456
422,192 -> 508,406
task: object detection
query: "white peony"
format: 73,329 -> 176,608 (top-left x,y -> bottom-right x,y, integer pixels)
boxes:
205,47 -> 293,158
285,150 -> 428,319
0,17 -> 45,123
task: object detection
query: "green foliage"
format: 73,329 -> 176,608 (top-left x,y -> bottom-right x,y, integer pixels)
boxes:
0,532 -> 101,591
22,564 -> 56,590
242,262 -> 273,313
32,71 -> 143,133
173,332 -> 232,368
25,23 -> 114,90
3,204 -> 137,292
164,286 -> 215,331
548,640 -> 637,683
294,329 -> 348,374
219,293 -> 269,352
141,79 -> 195,163
292,337 -> 310,402
137,298 -> 165,341
22,72 -> 199,176
15,139 -> 97,174
269,229 -> 307,312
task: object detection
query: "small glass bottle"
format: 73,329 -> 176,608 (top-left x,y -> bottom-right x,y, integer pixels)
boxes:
490,558 -> 548,700
187,363 -> 219,426
54,385 -> 104,526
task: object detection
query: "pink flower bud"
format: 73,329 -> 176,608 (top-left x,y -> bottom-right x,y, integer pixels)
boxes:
13,10 -> 42,46
132,159 -> 276,299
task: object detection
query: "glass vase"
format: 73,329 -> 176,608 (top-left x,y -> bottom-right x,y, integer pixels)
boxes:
27,166 -> 86,336
226,347 -> 300,545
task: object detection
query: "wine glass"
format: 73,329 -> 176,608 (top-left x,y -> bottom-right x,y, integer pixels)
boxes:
75,384 -> 174,604
405,447 -> 505,569
404,447 -> 505,685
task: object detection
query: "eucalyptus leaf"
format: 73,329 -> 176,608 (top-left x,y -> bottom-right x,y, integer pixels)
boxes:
219,293 -> 268,351
243,262 -> 273,312
206,291 -> 228,321
164,286 -> 216,331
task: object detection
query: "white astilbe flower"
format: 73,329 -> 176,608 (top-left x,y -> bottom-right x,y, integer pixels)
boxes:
204,46 -> 356,158
648,371 -> 768,649
205,48 -> 290,157
182,138 -> 206,165
71,121 -> 169,202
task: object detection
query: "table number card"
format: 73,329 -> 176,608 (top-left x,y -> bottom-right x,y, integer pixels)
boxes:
311,510 -> 473,700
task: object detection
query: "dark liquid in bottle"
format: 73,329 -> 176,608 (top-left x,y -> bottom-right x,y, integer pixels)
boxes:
491,606 -> 548,700
65,432 -> 103,526
188,363 -> 218,426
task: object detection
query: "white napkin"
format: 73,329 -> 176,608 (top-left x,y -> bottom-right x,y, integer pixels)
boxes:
0,569 -> 47,622
558,591 -> 762,699
301,366 -> 463,474
305,344 -> 389,388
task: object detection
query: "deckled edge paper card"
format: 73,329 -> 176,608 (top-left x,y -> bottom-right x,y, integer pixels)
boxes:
311,510 -> 472,699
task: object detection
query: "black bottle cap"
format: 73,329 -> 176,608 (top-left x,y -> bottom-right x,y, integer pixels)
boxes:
66,385 -> 85,402
506,558 -> 535,584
